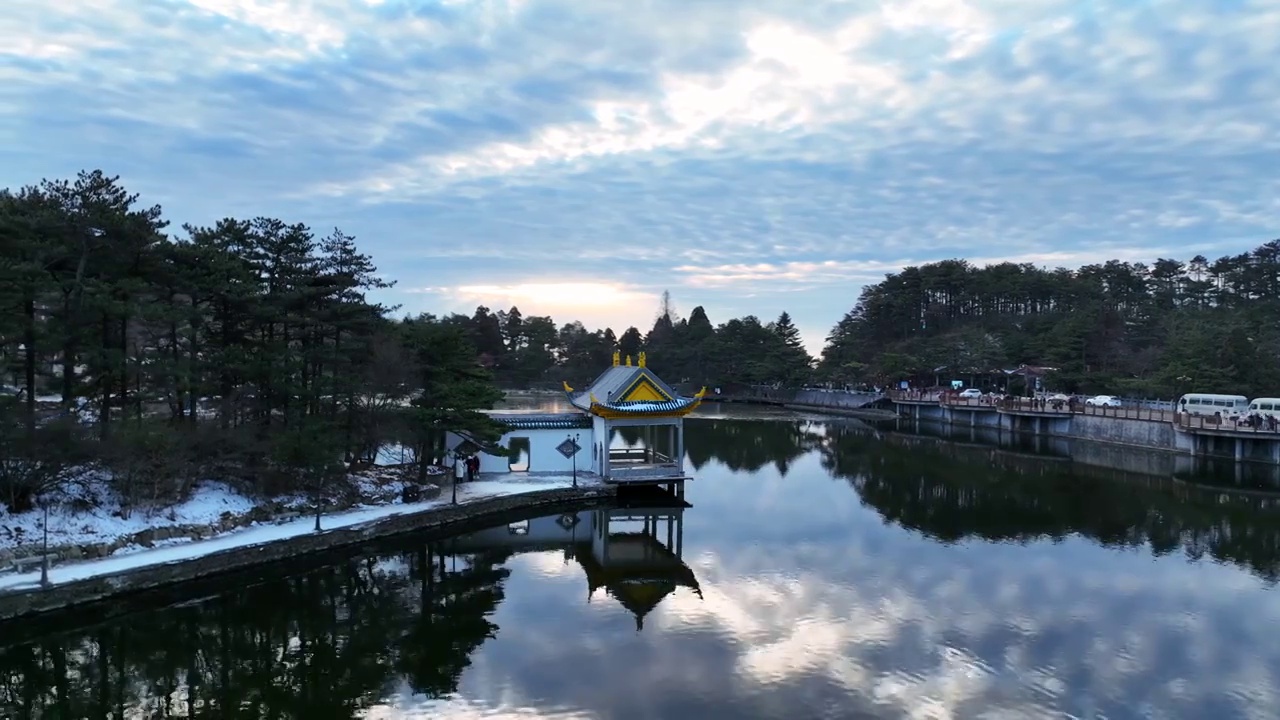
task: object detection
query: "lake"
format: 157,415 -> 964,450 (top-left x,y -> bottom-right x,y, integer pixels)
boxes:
4,405 -> 1280,719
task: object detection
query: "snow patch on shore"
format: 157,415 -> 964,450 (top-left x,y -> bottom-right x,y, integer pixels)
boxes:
0,475 -> 255,551
0,472 -> 595,592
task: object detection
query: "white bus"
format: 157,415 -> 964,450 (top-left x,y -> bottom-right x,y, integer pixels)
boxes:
1177,393 -> 1249,416
1247,398 -> 1280,418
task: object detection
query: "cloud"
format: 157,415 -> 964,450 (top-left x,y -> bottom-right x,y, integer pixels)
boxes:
3,0 -> 1279,355
407,281 -> 662,331
674,243 -> 1263,290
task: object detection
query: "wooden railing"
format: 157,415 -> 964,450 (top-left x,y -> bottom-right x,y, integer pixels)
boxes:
1175,413 -> 1280,434
886,390 -> 945,403
609,448 -> 673,464
887,391 -> 1174,421
608,463 -> 684,481
997,397 -> 1174,422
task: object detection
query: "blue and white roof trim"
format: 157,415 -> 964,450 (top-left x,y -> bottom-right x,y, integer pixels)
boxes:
589,398 -> 700,413
489,412 -> 593,430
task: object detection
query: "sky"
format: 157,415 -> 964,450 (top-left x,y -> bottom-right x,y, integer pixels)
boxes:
2,1 -> 1279,355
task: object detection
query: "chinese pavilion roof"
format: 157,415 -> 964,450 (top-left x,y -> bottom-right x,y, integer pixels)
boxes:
577,532 -> 702,631
563,352 -> 707,419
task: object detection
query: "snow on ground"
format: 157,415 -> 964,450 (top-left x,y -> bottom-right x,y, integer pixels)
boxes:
0,472 -> 596,593
0,474 -> 256,551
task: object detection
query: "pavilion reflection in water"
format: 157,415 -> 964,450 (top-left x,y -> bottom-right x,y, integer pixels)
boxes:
449,504 -> 700,630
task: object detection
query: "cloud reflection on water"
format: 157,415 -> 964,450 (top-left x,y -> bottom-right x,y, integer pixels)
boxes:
4,416 -> 1280,718
376,418 -> 1280,720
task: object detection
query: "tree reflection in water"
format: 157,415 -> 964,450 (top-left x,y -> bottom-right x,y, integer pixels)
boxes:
819,423 -> 1280,584
0,545 -> 511,718
643,416 -> 1280,585
6,415 -> 1280,716
678,419 -> 825,476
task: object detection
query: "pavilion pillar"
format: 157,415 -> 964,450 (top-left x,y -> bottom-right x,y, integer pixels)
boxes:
603,421 -> 612,478
676,422 -> 685,473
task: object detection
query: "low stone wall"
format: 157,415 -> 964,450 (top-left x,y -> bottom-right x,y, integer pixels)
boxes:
0,485 -> 613,621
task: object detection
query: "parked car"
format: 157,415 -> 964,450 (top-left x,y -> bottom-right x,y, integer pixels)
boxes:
1086,395 -> 1122,407
958,388 -> 983,399
1046,393 -> 1071,402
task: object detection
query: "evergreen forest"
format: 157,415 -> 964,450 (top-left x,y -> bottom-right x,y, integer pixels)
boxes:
3,169 -> 1277,511
818,246 -> 1280,398
0,171 -> 811,511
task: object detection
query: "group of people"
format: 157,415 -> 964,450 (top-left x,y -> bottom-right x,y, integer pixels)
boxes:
1226,411 -> 1280,432
452,453 -> 481,482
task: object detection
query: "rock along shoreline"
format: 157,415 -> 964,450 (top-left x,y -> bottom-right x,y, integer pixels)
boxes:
0,485 -> 616,623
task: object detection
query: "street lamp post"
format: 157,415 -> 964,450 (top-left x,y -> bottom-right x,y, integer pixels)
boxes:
40,497 -> 50,588
448,451 -> 459,505
571,432 -> 579,489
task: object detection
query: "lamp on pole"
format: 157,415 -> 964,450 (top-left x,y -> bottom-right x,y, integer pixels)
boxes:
39,494 -> 50,588
448,450 -> 459,505
571,432 -> 579,489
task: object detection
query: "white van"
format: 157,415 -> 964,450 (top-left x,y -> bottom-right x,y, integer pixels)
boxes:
1247,398 -> 1280,418
1177,393 -> 1249,417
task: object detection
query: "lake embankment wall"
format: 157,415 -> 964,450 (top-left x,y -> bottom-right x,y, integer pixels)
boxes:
719,389 -> 1279,463
1069,413 -> 1177,450
889,401 -> 1280,462
0,486 -> 614,622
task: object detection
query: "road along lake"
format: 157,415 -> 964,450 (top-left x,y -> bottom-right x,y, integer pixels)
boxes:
3,404 -> 1279,719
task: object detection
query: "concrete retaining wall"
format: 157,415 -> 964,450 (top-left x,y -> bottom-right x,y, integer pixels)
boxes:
787,389 -> 883,410
0,486 -> 614,622
1065,414 -> 1176,451
893,402 -> 1182,453
895,403 -> 1280,465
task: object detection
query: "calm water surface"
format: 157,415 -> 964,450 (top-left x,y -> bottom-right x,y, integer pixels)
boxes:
4,404 -> 1280,719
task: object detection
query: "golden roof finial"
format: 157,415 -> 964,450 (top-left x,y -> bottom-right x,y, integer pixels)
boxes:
625,354 -> 632,366
638,351 -> 646,368
590,392 -> 599,405
563,380 -> 575,393
612,350 -> 620,367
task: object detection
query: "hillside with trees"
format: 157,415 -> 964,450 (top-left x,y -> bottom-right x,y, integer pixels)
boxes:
818,246 -> 1280,398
